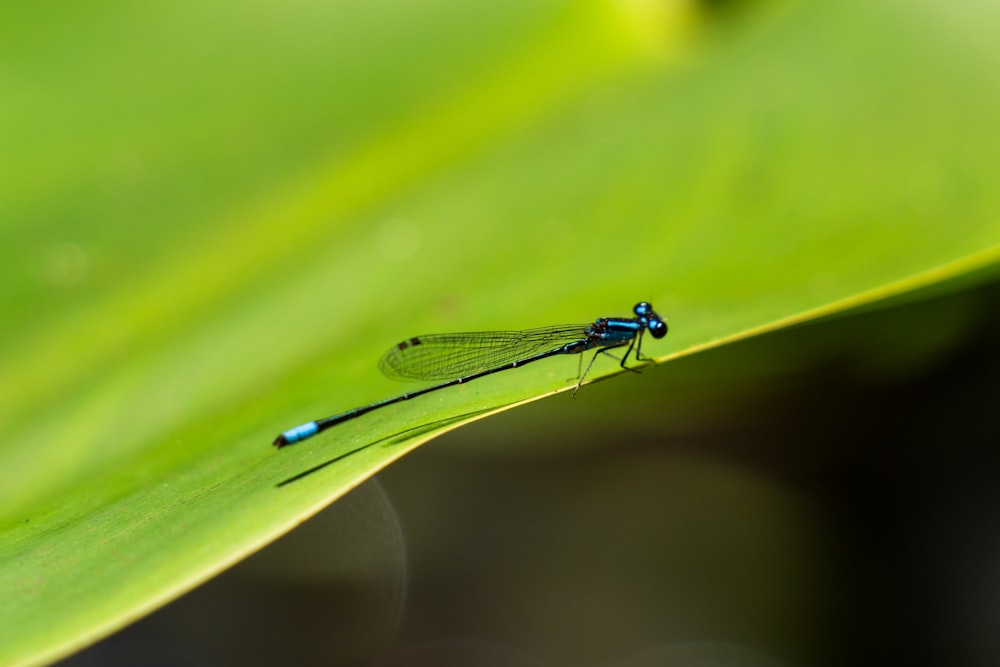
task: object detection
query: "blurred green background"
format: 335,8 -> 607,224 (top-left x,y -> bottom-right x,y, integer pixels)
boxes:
2,0 -> 1000,665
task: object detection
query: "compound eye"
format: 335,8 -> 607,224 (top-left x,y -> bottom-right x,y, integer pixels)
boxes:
648,318 -> 668,339
634,302 -> 652,317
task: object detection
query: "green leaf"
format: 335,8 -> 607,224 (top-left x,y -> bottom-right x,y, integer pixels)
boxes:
2,0 -> 999,664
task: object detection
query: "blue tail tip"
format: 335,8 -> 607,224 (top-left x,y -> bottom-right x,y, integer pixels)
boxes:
273,421 -> 319,448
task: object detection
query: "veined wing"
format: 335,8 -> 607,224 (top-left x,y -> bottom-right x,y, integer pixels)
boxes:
378,324 -> 591,381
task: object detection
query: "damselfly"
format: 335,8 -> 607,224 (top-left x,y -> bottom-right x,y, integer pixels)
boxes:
273,302 -> 667,447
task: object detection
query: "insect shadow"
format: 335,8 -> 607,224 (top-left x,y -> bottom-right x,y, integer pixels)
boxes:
276,407 -> 495,487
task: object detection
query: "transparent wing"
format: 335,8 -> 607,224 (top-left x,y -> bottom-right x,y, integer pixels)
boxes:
378,324 -> 590,381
